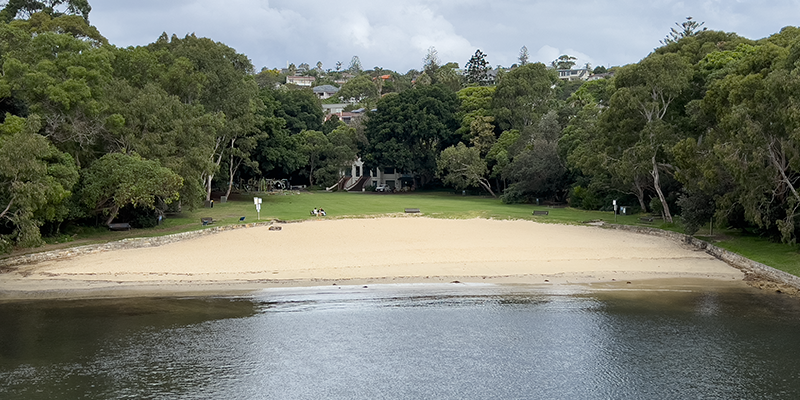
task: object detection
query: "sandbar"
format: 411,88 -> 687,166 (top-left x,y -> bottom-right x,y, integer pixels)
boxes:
0,218 -> 747,299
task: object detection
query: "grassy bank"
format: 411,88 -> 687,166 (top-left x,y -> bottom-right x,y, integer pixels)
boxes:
8,190 -> 800,276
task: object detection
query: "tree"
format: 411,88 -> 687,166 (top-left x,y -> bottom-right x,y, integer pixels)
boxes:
465,49 -> 490,85
270,87 -> 323,134
296,130 -> 331,186
253,89 -> 305,177
255,68 -> 282,89
0,13 -> 113,166
1,0 -> 92,22
315,125 -> 360,186
553,55 -> 577,70
617,53 -> 692,223
337,74 -> 378,104
492,63 -> 559,132
518,46 -> 529,66
423,47 -> 440,78
348,56 -> 362,74
437,142 -> 495,197
81,153 -> 182,226
661,17 -> 707,45
503,111 -> 569,202
0,114 -> 78,250
364,85 -> 460,185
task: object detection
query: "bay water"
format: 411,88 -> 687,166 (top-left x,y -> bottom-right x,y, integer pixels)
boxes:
2,283 -> 800,399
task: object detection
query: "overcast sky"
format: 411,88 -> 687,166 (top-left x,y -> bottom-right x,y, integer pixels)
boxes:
88,0 -> 800,73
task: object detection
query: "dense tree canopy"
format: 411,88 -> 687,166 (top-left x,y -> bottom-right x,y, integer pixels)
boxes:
1,3 -> 800,251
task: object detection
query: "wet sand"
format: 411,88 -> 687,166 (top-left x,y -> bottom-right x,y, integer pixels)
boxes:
0,218 -> 746,299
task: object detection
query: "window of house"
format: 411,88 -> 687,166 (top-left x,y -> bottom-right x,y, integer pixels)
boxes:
384,167 -> 395,174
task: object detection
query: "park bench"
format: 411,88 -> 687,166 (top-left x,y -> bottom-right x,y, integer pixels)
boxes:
107,222 -> 132,231
201,217 -> 215,226
532,210 -> 549,216
639,217 -> 654,223
404,208 -> 420,213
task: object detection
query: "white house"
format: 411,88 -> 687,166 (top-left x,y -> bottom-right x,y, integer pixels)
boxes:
286,76 -> 315,86
557,68 -> 592,81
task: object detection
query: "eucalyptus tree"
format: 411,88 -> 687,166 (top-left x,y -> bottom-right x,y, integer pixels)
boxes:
145,33 -> 261,201
596,53 -> 692,222
686,32 -> 800,242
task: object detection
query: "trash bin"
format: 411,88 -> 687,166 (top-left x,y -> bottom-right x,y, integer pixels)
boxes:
220,196 -> 227,203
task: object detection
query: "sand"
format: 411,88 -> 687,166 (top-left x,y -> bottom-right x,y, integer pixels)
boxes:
0,218 -> 746,299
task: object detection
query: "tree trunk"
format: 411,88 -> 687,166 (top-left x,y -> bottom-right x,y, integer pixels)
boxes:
105,205 -> 119,226
651,156 -> 673,223
206,136 -> 226,201
478,178 -> 497,198
632,176 -> 647,211
225,152 -> 240,199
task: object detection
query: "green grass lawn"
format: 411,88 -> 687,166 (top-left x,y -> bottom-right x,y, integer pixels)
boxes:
11,190 -> 800,277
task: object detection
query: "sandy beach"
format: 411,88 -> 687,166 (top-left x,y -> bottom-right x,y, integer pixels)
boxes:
0,218 -> 746,299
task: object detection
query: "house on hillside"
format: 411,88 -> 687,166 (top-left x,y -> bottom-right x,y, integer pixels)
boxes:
334,73 -> 355,85
313,84 -> 340,99
322,105 -> 368,125
557,68 -> 592,81
322,103 -> 347,116
286,76 -> 316,86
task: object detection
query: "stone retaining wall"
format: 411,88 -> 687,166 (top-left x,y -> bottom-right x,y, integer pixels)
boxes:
0,221 -> 275,270
605,224 -> 800,290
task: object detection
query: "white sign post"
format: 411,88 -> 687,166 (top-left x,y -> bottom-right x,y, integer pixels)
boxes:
613,199 -> 618,223
254,197 -> 262,220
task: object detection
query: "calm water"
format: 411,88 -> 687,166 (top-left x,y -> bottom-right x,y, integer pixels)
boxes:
2,283 -> 800,399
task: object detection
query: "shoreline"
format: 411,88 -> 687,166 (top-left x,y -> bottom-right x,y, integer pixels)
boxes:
0,217 -> 761,300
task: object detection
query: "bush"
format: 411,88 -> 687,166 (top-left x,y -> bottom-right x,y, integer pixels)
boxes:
677,191 -> 715,236
569,186 -> 604,210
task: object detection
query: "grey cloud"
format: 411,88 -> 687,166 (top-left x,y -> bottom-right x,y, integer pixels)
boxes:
88,0 -> 800,72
